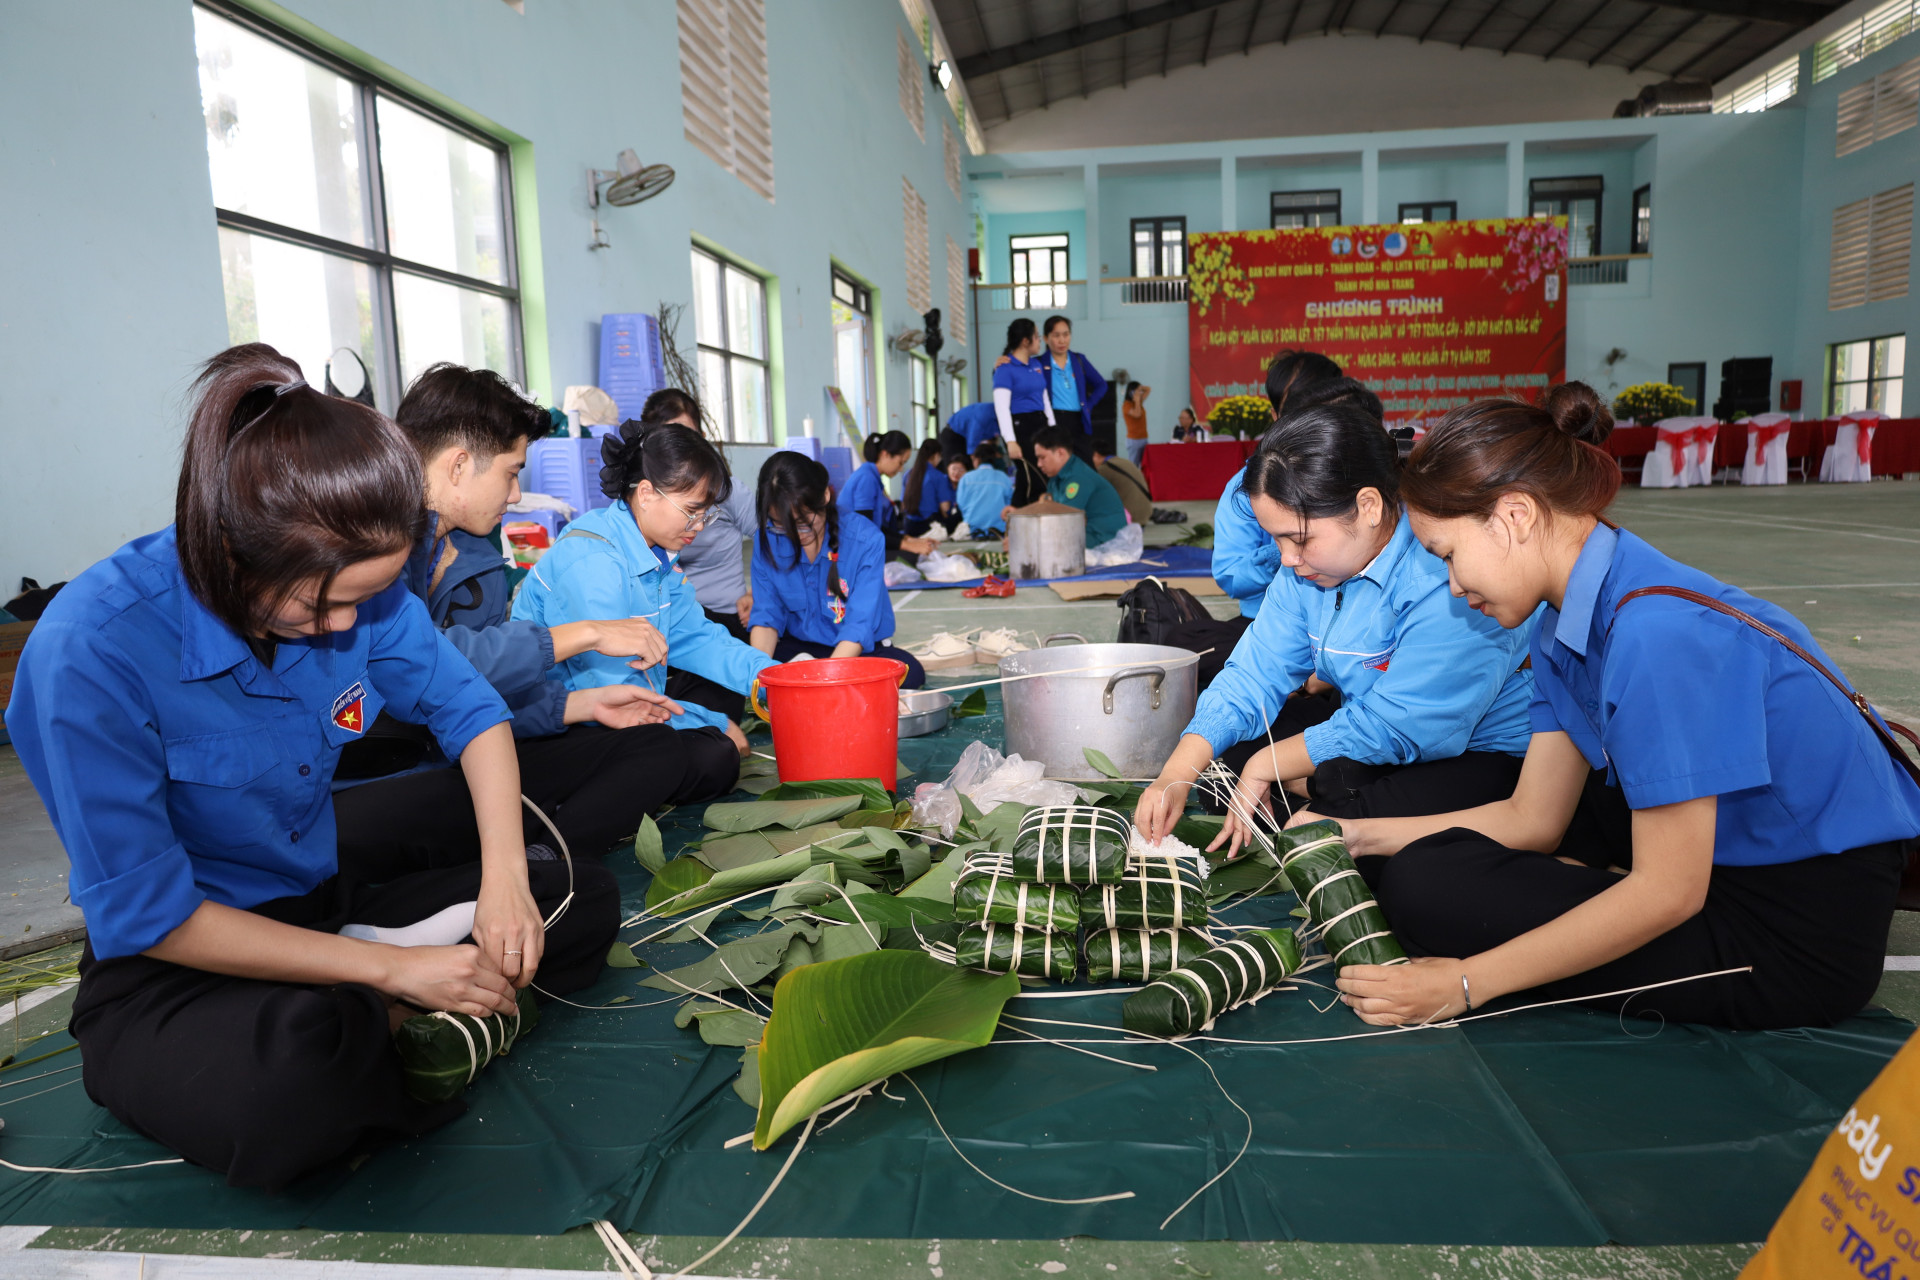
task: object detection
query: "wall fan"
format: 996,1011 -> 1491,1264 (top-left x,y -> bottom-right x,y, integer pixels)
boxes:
587,148 -> 674,249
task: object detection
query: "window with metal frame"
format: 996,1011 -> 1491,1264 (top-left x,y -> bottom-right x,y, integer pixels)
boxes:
1399,201 -> 1457,225
690,245 -> 772,443
1125,216 -> 1188,304
193,3 -> 522,410
1828,334 -> 1906,415
1271,190 -> 1341,228
1714,54 -> 1799,112
1667,362 -> 1704,413
1632,186 -> 1652,255
1815,0 -> 1919,83
1531,177 -> 1603,257
831,268 -> 876,436
1836,56 -> 1920,156
1010,233 -> 1069,310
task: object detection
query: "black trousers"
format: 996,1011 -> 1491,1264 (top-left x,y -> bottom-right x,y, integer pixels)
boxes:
1053,409 -> 1096,463
1366,777 -> 1910,1029
69,858 -> 620,1189
938,427 -> 969,462
664,607 -> 752,723
770,634 -> 926,689
334,721 -> 739,880
1213,691 -> 1524,821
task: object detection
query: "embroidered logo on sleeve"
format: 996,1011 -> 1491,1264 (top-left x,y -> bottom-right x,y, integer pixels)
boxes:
331,683 -> 367,734
1065,481 -> 1081,498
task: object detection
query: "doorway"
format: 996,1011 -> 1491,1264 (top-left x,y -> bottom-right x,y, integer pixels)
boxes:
1668,362 -> 1706,414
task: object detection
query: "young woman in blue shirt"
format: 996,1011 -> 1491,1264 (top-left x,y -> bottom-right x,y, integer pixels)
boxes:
1038,315 -> 1106,463
3,345 -> 618,1188
1332,384 -> 1920,1030
992,318 -> 1054,464
748,451 -> 926,687
511,422 -> 775,793
1136,401 -> 1536,850
840,429 -> 934,559
901,437 -> 955,537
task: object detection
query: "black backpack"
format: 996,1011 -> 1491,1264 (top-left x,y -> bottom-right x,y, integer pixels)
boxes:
1116,576 -> 1210,646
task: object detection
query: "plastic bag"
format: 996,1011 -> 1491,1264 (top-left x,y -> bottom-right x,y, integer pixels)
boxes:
1086,523 -> 1145,568
917,549 -> 981,583
883,560 -> 924,587
1742,1028 -> 1920,1279
944,740 -> 1083,810
910,781 -> 963,838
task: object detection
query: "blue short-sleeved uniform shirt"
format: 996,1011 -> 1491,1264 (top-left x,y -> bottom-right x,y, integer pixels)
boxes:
749,510 -> 895,651
993,356 -> 1050,416
914,469 -> 956,518
956,466 -> 1014,533
2,527 -> 510,960
1048,356 -> 1080,412
838,461 -> 889,523
1532,524 -> 1920,865
949,403 -> 1001,454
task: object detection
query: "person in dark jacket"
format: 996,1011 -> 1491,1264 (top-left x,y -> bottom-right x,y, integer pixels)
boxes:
333,364 -> 739,880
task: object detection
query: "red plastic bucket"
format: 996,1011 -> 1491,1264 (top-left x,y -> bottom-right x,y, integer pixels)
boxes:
751,657 -> 908,789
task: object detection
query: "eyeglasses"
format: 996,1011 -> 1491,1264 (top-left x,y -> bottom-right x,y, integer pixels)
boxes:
652,488 -> 714,531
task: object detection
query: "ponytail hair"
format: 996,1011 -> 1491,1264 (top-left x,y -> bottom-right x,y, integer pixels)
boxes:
1004,318 -> 1037,356
903,437 -> 941,511
863,429 -> 912,464
175,342 -> 424,638
599,419 -> 732,503
1401,383 -> 1618,523
1265,348 -> 1344,416
1241,401 -> 1402,529
756,451 -> 845,598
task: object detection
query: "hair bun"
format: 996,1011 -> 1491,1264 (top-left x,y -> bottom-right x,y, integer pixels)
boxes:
1542,381 -> 1613,447
598,420 -> 648,499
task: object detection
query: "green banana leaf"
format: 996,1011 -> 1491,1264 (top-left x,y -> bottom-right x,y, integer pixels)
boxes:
774,921 -> 883,977
814,893 -> 954,930
645,847 -> 815,916
634,814 -> 667,874
953,922 -> 1078,980
674,1000 -> 766,1047
897,855 -> 962,903
696,821 -> 851,872
1278,821 -> 1407,967
1083,747 -> 1123,778
753,949 -> 1017,1148
705,794 -> 865,832
395,989 -> 539,1104
971,800 -> 1032,849
1207,848 -> 1289,900
1082,927 -> 1216,982
953,688 -> 988,719
760,778 -> 895,811
640,922 -> 821,995
734,1045 -> 762,1106
1121,928 -> 1302,1038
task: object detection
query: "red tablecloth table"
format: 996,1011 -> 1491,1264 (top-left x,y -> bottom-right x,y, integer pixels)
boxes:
1141,440 -> 1257,501
1608,419 -> 1920,480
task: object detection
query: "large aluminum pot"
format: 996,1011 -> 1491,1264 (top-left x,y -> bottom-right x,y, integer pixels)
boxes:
1000,634 -> 1200,780
1006,506 -> 1085,579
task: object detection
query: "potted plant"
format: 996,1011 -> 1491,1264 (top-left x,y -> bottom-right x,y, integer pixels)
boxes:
1613,383 -> 1698,425
1206,395 -> 1273,439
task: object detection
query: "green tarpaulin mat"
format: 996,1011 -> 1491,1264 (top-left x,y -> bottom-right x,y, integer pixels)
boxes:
0,688 -> 1910,1245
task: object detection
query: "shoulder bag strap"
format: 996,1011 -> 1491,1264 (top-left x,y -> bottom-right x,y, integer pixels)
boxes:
1611,585 -> 1920,784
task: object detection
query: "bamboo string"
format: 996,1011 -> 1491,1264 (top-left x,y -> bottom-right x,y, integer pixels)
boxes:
899,1072 -> 1137,1205
929,648 -> 1213,697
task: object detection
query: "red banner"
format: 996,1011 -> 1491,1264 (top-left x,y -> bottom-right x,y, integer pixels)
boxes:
1188,218 -> 1568,429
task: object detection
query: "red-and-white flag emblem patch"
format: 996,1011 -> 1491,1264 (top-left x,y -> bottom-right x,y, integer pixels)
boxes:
331,682 -> 367,734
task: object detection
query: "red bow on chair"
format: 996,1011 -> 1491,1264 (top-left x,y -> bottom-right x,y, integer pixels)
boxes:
1656,425 -> 1690,474
1752,421 -> 1790,466
1854,422 -> 1876,466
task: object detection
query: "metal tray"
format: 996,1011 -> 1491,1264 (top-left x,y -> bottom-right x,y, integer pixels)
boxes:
897,689 -> 953,738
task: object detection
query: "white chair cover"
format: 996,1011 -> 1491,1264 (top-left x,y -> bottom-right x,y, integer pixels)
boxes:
1684,420 -> 1721,486
1819,412 -> 1882,483
1641,416 -> 1717,488
1740,413 -> 1791,486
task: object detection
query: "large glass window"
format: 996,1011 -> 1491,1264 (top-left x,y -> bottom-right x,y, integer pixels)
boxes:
831,268 -> 875,437
193,4 -> 520,407
1399,201 -> 1458,225
910,354 -> 936,439
1010,233 -> 1069,309
1272,190 -> 1341,228
1531,177 -> 1603,257
1131,216 -> 1187,277
691,246 -> 771,443
1829,334 -> 1906,415
1632,185 -> 1652,254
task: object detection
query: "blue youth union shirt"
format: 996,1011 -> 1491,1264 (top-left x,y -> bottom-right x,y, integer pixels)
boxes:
1210,466 -> 1282,619
1187,512 -> 1536,765
2,527 -> 510,960
839,460 -> 888,522
1532,524 -> 1920,865
749,509 -> 895,651
993,356 -> 1050,416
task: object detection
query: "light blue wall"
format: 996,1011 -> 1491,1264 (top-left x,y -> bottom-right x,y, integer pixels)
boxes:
1790,28 -> 1920,414
973,99 -> 1881,442
1099,168 -> 1222,273
0,0 -> 973,589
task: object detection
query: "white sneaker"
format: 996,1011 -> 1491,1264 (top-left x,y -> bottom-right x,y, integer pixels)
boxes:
973,628 -> 1034,664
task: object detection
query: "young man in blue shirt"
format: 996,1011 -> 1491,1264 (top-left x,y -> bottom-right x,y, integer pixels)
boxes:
332,365 -> 739,881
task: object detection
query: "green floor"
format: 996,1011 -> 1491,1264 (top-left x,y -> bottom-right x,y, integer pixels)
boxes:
5,481 -> 1919,1278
